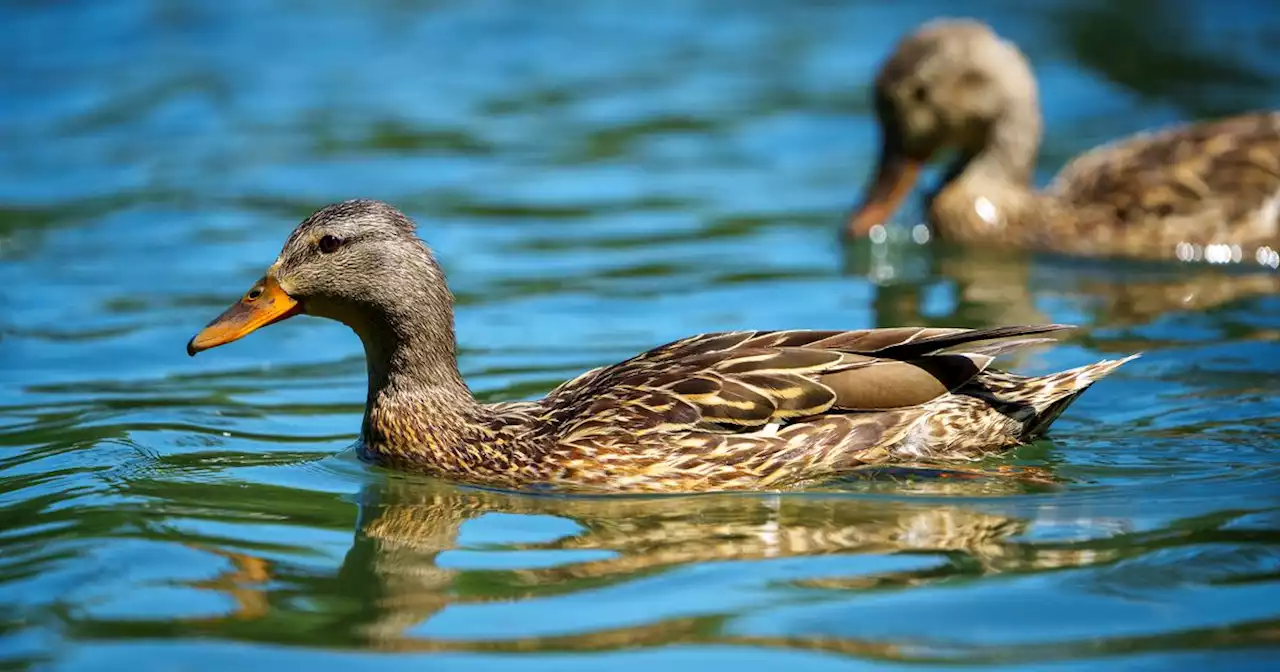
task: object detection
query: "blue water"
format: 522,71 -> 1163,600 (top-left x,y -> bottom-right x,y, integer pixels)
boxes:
2,1 -> 1279,669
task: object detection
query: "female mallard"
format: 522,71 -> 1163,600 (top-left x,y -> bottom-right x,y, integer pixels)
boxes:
847,19 -> 1280,264
188,199 -> 1134,493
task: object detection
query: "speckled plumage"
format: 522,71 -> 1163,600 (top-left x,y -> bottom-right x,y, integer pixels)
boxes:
848,19 -> 1280,264
190,200 -> 1136,494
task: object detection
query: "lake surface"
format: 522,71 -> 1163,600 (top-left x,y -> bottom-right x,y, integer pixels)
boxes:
3,0 -> 1279,669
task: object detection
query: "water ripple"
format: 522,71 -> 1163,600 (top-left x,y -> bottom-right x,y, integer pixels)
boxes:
2,0 -> 1278,669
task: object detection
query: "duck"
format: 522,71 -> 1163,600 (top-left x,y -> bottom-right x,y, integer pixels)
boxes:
846,18 -> 1280,264
188,199 -> 1136,493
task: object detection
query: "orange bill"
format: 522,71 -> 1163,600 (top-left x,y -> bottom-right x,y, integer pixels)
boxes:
845,146 -> 923,238
187,275 -> 301,356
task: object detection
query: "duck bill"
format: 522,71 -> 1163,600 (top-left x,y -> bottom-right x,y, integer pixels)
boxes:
846,143 -> 923,238
187,275 -> 301,356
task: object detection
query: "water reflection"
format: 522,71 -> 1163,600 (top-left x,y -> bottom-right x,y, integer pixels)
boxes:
847,237 -> 1280,332
5,0 -> 1280,667
228,475 -> 1081,645
81,474 -> 1271,663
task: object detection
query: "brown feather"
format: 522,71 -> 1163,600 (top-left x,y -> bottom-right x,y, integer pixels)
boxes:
865,324 -> 1073,359
693,380 -> 778,427
715,348 -> 846,374
820,354 -> 991,410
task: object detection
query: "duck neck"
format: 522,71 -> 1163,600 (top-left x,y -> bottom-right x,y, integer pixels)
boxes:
351,299 -> 481,452
931,100 -> 1046,244
957,99 -> 1042,192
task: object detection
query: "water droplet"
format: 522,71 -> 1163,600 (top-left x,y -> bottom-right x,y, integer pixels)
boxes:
911,224 -> 930,244
1206,243 -> 1232,264
974,197 -> 998,225
1176,242 -> 1194,262
1256,246 -> 1280,269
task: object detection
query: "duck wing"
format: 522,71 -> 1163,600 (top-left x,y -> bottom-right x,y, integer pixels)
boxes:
544,324 -> 1071,442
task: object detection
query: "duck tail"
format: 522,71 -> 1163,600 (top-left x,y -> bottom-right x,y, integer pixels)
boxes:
1019,353 -> 1141,438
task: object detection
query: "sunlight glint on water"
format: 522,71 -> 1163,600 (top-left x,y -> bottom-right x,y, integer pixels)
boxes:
1,1 -> 1279,669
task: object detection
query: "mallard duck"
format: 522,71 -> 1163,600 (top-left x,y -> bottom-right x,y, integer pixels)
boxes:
188,199 -> 1135,493
847,19 -> 1280,264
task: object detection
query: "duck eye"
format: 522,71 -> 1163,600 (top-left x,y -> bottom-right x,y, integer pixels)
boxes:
318,234 -> 343,254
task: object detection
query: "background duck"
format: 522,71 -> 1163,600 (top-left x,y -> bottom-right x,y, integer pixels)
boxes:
847,18 -> 1280,264
187,199 -> 1135,494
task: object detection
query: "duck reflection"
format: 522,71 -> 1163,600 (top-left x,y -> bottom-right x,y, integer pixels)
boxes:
847,237 -> 1280,333
175,472 -> 1280,659
333,472 -> 1105,648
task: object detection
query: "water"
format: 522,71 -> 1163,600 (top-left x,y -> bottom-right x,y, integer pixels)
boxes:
2,0 -> 1279,669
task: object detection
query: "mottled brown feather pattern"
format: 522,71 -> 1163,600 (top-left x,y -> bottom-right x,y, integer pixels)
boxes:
856,19 -> 1280,262
1041,112 -> 1280,258
191,200 -> 1136,494
361,323 -> 1134,493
